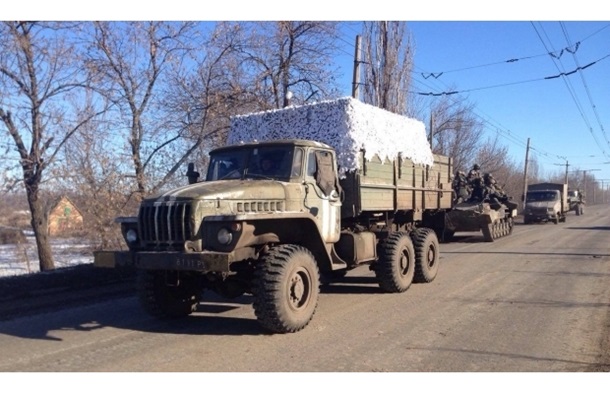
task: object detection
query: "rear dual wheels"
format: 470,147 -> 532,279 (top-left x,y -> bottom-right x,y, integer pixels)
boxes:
411,228 -> 440,283
375,232 -> 416,293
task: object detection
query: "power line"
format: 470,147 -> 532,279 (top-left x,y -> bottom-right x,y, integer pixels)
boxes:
531,21 -> 610,160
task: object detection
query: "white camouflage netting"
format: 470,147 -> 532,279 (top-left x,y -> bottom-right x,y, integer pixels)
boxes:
228,96 -> 434,176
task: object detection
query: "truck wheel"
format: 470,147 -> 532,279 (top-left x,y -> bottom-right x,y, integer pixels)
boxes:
411,228 -> 440,283
253,244 -> 320,333
136,270 -> 201,319
375,232 -> 415,293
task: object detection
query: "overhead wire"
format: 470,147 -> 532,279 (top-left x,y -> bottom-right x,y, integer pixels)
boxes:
559,21 -> 610,151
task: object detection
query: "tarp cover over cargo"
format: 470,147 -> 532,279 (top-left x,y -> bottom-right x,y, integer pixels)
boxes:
228,97 -> 434,177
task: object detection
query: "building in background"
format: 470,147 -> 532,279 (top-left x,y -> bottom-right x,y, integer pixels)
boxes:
47,196 -> 84,236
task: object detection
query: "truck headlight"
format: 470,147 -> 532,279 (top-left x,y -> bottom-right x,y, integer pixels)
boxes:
217,228 -> 233,245
126,228 -> 138,244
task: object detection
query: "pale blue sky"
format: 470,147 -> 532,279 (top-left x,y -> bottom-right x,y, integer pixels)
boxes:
7,1 -> 610,183
336,21 -> 610,182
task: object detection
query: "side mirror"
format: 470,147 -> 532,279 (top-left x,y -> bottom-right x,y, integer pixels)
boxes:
186,162 -> 200,184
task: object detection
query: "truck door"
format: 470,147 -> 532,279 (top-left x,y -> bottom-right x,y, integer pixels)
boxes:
305,149 -> 342,243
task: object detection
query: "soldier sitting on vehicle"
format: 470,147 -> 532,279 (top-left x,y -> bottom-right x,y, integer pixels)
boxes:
483,173 -> 507,205
467,164 -> 481,184
469,176 -> 486,202
452,170 -> 471,204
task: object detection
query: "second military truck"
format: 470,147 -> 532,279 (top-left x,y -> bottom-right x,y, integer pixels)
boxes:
94,97 -> 453,333
523,182 -> 569,224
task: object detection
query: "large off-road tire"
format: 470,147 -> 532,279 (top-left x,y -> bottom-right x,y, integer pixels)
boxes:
375,232 -> 415,293
411,228 -> 440,283
253,244 -> 320,333
136,270 -> 201,319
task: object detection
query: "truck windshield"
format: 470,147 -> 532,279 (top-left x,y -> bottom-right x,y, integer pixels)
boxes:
526,191 -> 559,202
206,146 -> 300,181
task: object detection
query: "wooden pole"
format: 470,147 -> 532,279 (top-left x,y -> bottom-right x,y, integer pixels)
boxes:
522,137 -> 530,211
352,35 -> 361,99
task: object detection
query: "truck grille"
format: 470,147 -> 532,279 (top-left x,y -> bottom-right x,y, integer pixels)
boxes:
138,201 -> 193,246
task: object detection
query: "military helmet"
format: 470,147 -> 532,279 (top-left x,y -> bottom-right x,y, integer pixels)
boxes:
473,164 -> 480,170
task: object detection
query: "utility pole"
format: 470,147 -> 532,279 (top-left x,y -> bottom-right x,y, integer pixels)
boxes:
352,35 -> 361,100
429,112 -> 435,150
522,137 -> 530,211
564,160 -> 569,185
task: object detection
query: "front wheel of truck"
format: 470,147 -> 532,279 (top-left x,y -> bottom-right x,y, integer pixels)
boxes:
253,244 -> 320,333
375,231 -> 415,293
136,270 -> 201,319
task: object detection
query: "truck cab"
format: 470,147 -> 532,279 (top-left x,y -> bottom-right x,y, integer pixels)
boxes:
95,139 -> 348,333
523,189 -> 563,224
567,189 -> 585,215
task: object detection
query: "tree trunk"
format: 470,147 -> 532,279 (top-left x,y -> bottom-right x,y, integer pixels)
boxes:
26,185 -> 55,271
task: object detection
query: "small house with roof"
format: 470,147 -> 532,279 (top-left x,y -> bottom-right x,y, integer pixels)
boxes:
47,196 -> 84,236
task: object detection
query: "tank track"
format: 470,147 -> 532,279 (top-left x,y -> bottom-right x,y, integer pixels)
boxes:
481,217 -> 514,242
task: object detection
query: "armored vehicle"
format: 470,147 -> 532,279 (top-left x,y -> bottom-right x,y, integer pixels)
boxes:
442,197 -> 518,242
441,173 -> 518,242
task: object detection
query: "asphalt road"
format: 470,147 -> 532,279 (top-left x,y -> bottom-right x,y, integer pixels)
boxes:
1,205 -> 609,373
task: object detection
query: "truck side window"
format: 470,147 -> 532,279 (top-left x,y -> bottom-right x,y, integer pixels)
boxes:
311,150 -> 337,196
307,151 -> 317,178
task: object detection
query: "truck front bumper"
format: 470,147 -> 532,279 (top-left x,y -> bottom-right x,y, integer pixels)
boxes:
524,211 -> 557,221
93,250 -> 239,273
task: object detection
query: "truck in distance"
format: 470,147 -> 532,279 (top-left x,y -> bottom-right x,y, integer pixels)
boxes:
523,182 -> 569,224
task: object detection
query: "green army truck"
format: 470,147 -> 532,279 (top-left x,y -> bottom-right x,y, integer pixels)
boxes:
567,189 -> 585,216
94,98 -> 453,333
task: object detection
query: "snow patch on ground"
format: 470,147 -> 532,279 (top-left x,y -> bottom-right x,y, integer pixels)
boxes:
0,236 -> 94,277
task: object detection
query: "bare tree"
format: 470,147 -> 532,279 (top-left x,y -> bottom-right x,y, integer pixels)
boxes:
84,21 -> 196,199
239,21 -> 340,109
429,96 -> 485,173
0,22 -> 101,271
49,101 -> 135,250
361,21 -> 414,115
153,22 -> 250,190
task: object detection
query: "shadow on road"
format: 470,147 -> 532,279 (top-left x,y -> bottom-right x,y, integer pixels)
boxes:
0,274 -> 390,341
565,226 -> 610,231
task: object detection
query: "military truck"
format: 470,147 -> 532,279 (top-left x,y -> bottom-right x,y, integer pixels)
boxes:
567,189 -> 585,215
523,182 -> 568,224
94,97 -> 453,333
